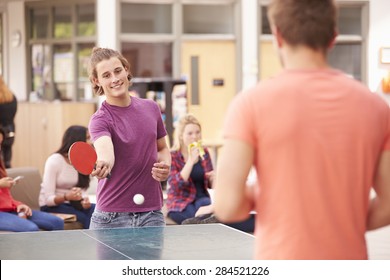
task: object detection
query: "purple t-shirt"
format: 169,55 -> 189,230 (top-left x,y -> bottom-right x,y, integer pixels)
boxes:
89,96 -> 167,212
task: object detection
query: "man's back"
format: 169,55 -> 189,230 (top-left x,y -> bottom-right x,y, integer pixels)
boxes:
223,69 -> 390,259
215,0 -> 390,260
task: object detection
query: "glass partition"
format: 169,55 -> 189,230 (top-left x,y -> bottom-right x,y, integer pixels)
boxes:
183,4 -> 234,34
54,6 -> 72,38
78,43 -> 94,101
77,3 -> 96,36
27,1 -> 96,101
260,6 -> 271,35
30,7 -> 50,39
259,2 -> 366,82
121,3 -> 172,34
338,7 -> 362,36
31,44 -> 52,100
53,44 -> 73,101
121,42 -> 172,78
328,43 -> 362,80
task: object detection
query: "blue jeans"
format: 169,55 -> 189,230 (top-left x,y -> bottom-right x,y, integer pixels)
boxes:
168,196 -> 211,224
41,203 -> 96,229
0,210 -> 64,232
89,209 -> 165,229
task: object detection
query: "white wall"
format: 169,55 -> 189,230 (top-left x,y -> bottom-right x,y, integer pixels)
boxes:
96,0 -> 120,107
368,0 -> 390,92
6,0 -> 27,101
241,0 -> 258,90
96,0 -> 119,49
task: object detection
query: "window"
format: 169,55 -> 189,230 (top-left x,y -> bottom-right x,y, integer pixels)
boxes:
328,43 -> 362,80
260,6 -> 271,35
30,7 -> 50,39
53,44 -> 73,100
183,4 -> 235,34
78,43 -> 94,100
54,6 -> 72,38
258,1 -> 368,82
121,42 -> 172,78
338,7 -> 362,35
77,4 -> 96,36
27,1 -> 96,101
121,3 -> 172,34
120,2 -> 174,79
31,44 -> 51,99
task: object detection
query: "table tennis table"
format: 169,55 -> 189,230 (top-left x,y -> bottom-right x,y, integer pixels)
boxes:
0,224 -> 254,260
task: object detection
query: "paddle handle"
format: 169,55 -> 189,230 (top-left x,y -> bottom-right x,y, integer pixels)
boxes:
93,164 -> 111,179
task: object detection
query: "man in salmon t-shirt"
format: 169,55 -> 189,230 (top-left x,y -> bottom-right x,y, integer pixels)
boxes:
214,0 -> 390,259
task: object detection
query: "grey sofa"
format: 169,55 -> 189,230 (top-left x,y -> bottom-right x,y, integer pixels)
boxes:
6,166 -> 84,230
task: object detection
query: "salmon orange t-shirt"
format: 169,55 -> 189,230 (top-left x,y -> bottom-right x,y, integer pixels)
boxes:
224,69 -> 390,259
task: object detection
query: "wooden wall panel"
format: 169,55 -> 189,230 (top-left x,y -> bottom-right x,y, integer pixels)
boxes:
12,102 -> 96,174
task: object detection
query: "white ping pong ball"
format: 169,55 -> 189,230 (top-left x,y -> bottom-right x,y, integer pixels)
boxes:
133,194 -> 145,205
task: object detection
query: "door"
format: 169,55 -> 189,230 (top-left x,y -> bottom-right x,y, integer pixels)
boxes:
181,41 -> 236,142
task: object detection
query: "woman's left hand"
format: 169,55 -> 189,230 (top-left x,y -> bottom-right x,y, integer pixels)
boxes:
17,204 -> 32,217
81,196 -> 92,209
206,170 -> 215,186
151,161 -> 170,182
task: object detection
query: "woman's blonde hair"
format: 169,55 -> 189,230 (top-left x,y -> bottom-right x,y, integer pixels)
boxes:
171,114 -> 201,151
0,76 -> 14,104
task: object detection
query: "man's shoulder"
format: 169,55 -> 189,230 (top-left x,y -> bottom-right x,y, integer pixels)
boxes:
134,96 -> 159,108
91,104 -> 110,119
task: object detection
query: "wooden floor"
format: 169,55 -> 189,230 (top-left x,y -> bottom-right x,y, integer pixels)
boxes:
366,225 -> 390,259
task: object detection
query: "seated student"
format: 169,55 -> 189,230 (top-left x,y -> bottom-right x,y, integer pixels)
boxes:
39,125 -> 95,229
182,204 -> 255,232
0,126 -> 64,232
182,169 -> 257,233
166,114 -> 214,224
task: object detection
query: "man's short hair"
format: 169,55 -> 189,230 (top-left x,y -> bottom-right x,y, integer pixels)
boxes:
267,0 -> 337,52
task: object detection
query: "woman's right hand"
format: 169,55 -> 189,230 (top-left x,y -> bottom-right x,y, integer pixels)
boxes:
65,187 -> 83,201
91,160 -> 111,179
0,177 -> 15,188
17,204 -> 32,217
188,146 -> 200,165
81,196 -> 92,209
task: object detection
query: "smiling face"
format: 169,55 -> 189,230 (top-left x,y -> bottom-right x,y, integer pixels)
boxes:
94,57 -> 130,103
181,123 -> 202,149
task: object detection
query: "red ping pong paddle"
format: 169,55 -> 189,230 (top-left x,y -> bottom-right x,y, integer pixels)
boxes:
68,141 -> 97,175
68,141 -> 111,178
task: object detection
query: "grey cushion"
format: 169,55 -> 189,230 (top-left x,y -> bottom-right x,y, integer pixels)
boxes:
8,167 -> 41,210
6,167 -> 83,230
